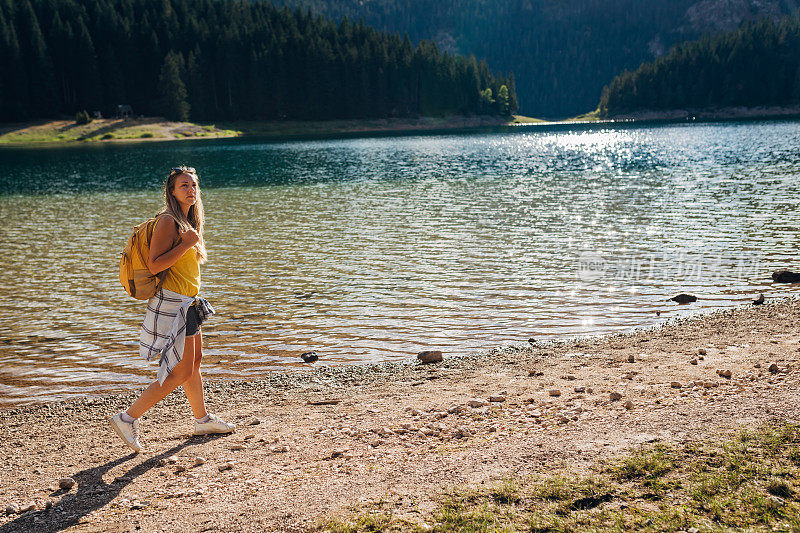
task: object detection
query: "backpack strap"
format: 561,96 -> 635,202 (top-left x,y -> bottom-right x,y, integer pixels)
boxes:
148,213 -> 185,287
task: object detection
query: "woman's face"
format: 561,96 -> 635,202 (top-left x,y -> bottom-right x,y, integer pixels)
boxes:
171,173 -> 198,209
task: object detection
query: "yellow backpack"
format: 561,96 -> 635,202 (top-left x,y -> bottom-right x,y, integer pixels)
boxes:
119,215 -> 178,300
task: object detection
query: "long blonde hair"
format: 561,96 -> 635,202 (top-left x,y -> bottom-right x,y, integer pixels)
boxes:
159,166 -> 207,263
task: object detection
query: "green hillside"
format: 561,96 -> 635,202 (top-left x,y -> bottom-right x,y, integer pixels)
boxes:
598,16 -> 800,116
273,0 -> 798,118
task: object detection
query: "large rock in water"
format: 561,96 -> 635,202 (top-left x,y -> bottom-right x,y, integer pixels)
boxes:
670,293 -> 697,304
772,270 -> 800,283
417,350 -> 443,364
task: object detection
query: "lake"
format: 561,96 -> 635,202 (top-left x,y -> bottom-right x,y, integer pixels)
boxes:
1,119 -> 799,408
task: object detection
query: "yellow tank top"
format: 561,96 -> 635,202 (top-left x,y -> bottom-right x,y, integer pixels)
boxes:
162,246 -> 200,297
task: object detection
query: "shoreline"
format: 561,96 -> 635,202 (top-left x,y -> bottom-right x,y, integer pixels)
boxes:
2,108 -> 798,147
604,104 -> 800,122
0,115 -> 515,147
1,298 -> 798,530
0,298 -> 771,414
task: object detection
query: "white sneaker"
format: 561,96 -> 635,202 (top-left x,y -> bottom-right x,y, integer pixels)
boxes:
193,414 -> 236,435
110,413 -> 143,452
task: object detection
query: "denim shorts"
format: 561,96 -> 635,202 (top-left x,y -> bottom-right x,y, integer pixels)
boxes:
185,303 -> 200,337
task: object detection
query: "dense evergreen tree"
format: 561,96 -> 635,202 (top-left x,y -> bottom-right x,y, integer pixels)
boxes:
0,0 -> 516,122
274,0 -> 797,118
157,51 -> 189,121
598,16 -> 800,115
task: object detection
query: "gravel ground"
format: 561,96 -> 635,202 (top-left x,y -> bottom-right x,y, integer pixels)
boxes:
1,298 -> 799,532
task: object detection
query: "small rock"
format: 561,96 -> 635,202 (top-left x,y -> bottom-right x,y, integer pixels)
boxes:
44,501 -> 52,511
718,369 -> 732,378
670,381 -> 682,389
627,354 -> 635,363
194,457 -> 207,466
754,363 -> 761,368
753,293 -> 765,305
418,350 -> 443,364
130,500 -> 149,510
574,386 -> 586,393
586,387 -> 594,393
690,358 -> 698,365
609,392 -> 622,401
528,338 -> 536,344
269,445 -> 289,453
5,503 -> 18,515
58,477 -> 75,490
467,398 -> 488,408
331,448 -> 349,458
300,351 -> 319,363
623,400 -> 633,410
698,348 -> 707,355
769,363 -> 780,374
528,370 -> 544,377
488,395 -> 506,403
370,439 -> 384,447
548,389 -> 561,397
175,465 -> 187,473
247,419 -> 262,426
18,502 -> 35,513
218,461 -> 234,472
230,444 -> 245,451
453,426 -> 472,439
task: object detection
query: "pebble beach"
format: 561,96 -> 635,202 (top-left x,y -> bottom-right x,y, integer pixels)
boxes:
1,298 -> 799,532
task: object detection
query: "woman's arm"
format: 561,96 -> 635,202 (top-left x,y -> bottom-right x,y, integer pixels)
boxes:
147,216 -> 200,275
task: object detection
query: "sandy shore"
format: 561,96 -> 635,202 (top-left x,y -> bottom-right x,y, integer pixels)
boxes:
1,299 -> 799,532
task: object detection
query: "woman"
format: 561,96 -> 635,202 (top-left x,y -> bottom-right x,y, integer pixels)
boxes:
110,166 -> 234,452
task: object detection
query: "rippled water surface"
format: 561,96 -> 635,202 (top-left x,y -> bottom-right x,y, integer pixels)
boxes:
2,120 -> 800,408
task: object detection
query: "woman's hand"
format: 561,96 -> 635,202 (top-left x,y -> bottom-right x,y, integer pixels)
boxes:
180,227 -> 200,247
148,216 -> 199,275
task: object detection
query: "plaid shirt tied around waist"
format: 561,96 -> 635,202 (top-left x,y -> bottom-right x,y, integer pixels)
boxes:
139,288 -> 215,385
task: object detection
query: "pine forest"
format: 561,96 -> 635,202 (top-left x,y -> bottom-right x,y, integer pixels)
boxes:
0,0 -> 518,123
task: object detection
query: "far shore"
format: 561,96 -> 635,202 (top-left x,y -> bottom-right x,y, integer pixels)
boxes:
1,297 -> 798,531
2,107 -> 798,147
604,104 -> 800,122
0,115 -> 525,146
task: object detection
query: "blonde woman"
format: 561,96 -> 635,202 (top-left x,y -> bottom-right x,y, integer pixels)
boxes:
110,166 -> 234,452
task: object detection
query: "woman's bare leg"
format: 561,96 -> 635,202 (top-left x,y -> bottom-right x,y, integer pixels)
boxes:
126,337 -> 196,419
182,331 -> 208,419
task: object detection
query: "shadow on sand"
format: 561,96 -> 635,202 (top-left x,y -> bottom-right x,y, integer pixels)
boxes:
0,434 -> 224,533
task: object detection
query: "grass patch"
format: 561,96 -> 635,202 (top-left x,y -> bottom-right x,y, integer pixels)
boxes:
614,444 -> 675,481
0,118 -> 239,144
510,114 -> 546,123
319,423 -> 800,532
324,511 -> 394,532
569,109 -> 603,121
